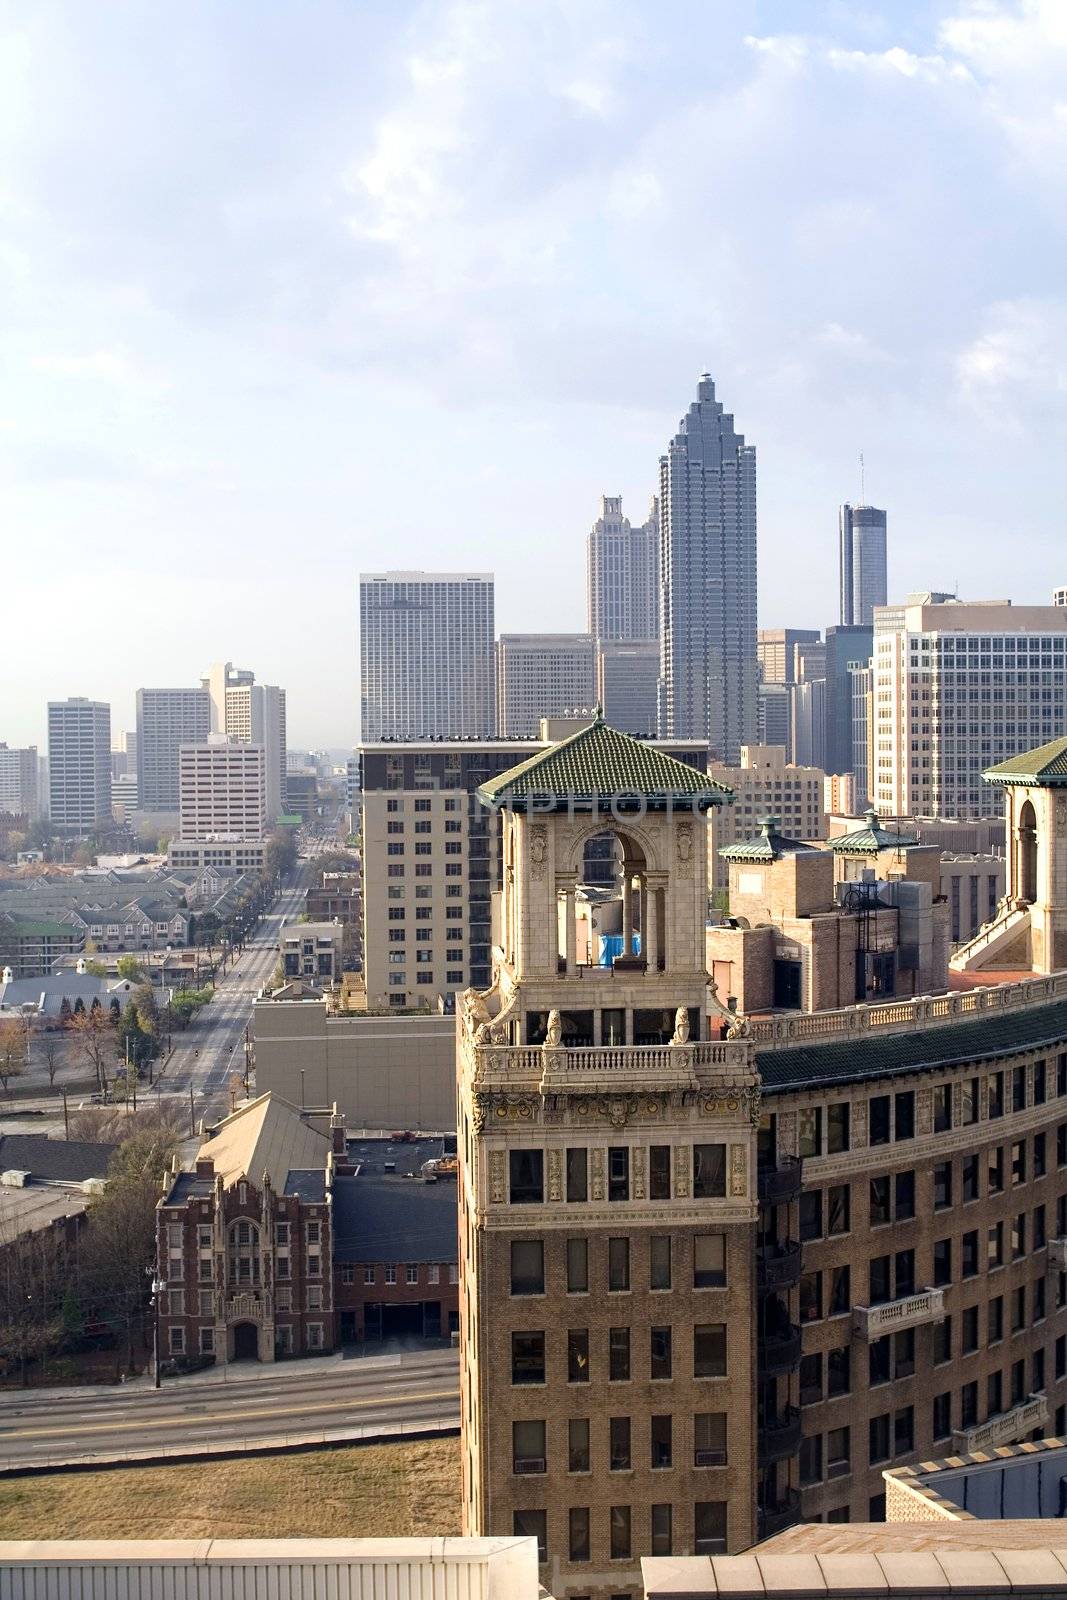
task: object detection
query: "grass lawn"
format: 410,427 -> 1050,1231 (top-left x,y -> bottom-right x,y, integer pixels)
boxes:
0,1437 -> 461,1540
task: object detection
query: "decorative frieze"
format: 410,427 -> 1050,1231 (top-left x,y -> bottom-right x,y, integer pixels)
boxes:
730,1144 -> 747,1199
674,1144 -> 690,1198
632,1146 -> 646,1200
488,1151 -> 506,1204
590,1147 -> 605,1201
547,1148 -> 563,1202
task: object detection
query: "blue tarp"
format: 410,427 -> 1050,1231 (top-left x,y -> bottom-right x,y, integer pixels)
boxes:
598,934 -> 642,966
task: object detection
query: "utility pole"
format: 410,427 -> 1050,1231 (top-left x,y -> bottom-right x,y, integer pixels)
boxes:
189,1086 -> 195,1137
62,1090 -> 69,1140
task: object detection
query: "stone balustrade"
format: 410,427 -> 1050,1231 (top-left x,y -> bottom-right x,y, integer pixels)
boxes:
852,1288 -> 945,1340
953,1392 -> 1048,1453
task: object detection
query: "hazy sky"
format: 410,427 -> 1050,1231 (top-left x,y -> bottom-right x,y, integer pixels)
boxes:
2,0 -> 1065,750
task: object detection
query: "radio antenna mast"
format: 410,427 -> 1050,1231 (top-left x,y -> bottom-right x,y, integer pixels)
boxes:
860,451 -> 866,503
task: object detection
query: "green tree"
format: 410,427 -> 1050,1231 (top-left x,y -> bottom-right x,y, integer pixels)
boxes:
80,1160 -> 160,1373
116,954 -> 145,981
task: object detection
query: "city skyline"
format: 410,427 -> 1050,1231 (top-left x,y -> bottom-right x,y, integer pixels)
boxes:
3,2 -> 1066,748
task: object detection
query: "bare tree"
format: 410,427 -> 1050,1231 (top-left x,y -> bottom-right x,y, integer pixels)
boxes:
81,1167 -> 159,1373
69,1006 -> 115,1094
0,1210 -> 70,1384
41,1032 -> 62,1088
0,1019 -> 27,1097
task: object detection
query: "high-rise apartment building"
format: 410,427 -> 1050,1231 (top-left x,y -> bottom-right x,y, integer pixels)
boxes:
587,495 -> 658,642
359,573 -> 495,742
849,659 -> 874,806
707,745 -> 827,891
202,663 -> 287,822
596,639 -> 659,736
0,745 -> 39,819
872,596 -> 1067,821
136,687 -> 212,812
496,635 -> 596,737
47,698 -> 111,834
458,717 -> 759,1588
659,374 -> 757,761
178,736 -> 267,842
839,503 -> 888,626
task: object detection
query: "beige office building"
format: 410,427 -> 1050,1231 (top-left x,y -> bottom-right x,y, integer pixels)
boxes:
708,746 -> 827,892
178,737 -> 267,842
202,662 -> 287,821
872,596 -> 1067,822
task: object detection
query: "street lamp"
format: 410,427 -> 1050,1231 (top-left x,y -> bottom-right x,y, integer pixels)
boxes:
146,1268 -> 165,1388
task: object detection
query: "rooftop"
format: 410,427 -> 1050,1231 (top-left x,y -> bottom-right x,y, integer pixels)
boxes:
477,712 -> 729,812
0,1135 -> 114,1184
720,815 -> 819,863
192,1093 -> 328,1191
986,734 -> 1067,787
826,808 -> 919,854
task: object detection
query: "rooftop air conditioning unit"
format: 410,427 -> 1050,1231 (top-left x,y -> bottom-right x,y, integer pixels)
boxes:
0,1170 -> 30,1188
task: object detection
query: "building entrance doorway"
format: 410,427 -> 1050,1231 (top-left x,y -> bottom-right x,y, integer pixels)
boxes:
232,1321 -> 259,1361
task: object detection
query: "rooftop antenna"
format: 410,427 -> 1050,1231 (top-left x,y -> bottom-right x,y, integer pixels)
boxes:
859,451 -> 866,503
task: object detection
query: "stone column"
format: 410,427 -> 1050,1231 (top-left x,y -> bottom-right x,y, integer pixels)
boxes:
644,878 -> 658,971
565,887 -> 577,975
622,874 -> 633,956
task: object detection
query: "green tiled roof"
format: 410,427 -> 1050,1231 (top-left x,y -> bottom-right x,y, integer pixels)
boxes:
0,913 -> 77,938
827,809 -> 918,854
985,736 -> 1067,787
719,816 -> 818,863
476,714 -> 731,812
757,997 -> 1067,1093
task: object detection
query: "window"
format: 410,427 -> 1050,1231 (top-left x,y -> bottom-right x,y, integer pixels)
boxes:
871,1098 -> 889,1145
933,1163 -> 952,1209
933,1239 -> 952,1287
511,1240 -> 544,1295
651,1503 -> 672,1558
827,1184 -> 850,1235
1012,1140 -> 1027,1186
962,1305 -> 979,1355
651,1325 -> 672,1379
608,1146 -> 629,1202
988,1371 -> 1003,1416
568,1507 -> 590,1563
800,1351 -> 823,1406
989,1071 -> 1004,1119
567,1238 -> 589,1294
1012,1213 -> 1027,1259
962,1076 -> 979,1124
989,1145 -> 1005,1193
405,1263 -> 418,1285
1013,1284 -> 1026,1333
694,1234 -> 726,1288
932,1392 -> 951,1441
800,1433 -> 823,1486
609,1326 -> 630,1381
568,1328 -> 590,1382
509,1150 -> 543,1204
385,1265 -> 397,1285
651,1413 -> 672,1469
610,1505 -> 631,1561
827,1102 -> 850,1152
569,1417 -> 590,1472
828,1345 -> 850,1397
869,1336 -> 890,1386
608,1237 -> 630,1291
694,1324 -> 726,1377
513,1419 -> 546,1474
693,1144 -> 726,1198
895,1171 -> 915,1220
566,1147 -> 587,1202
961,1381 -> 978,1428
649,1145 -> 671,1199
989,1295 -> 1004,1344
1036,1204 -> 1048,1251
1035,1133 -> 1047,1178
869,1256 -> 891,1304
800,1270 -> 823,1322
694,1501 -> 727,1556
894,1406 -> 914,1455
511,1331 -> 547,1382
828,1264 -> 850,1318
870,1176 -> 891,1227
513,1510 -> 546,1565
1035,1061 -> 1047,1105
1013,1065 -> 1027,1113
962,1153 -> 980,1202
609,1415 -> 631,1471
933,1085 -> 951,1133
169,1327 -> 185,1355
798,1108 -> 822,1158
869,1413 -> 890,1465
894,1092 -> 914,1140
895,1328 -> 915,1379
799,1190 -> 823,1241
962,1230 -> 980,1277
694,1411 -> 727,1466
650,1235 -> 672,1290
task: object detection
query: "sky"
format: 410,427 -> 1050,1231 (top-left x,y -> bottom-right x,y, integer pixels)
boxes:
2,0 -> 1066,751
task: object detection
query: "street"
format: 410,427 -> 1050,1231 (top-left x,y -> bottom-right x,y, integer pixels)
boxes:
0,1347 -> 459,1469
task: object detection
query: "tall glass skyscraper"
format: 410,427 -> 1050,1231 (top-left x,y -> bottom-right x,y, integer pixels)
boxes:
658,373 -> 757,761
839,503 -> 888,626
359,572 -> 496,741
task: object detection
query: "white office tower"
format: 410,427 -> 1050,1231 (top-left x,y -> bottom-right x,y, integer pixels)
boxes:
0,744 -> 39,819
839,503 -> 888,626
47,698 -> 111,833
136,687 -> 211,812
872,594 -> 1067,820
178,736 -> 267,841
496,634 -> 596,736
658,373 -> 758,761
359,572 -> 495,741
586,494 -> 658,641
202,663 -> 287,822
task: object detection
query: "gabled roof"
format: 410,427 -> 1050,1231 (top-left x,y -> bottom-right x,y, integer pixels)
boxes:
986,736 -> 1067,787
827,808 -> 919,854
195,1092 -> 328,1191
0,1134 -> 115,1183
476,712 -> 730,812
719,815 -> 818,863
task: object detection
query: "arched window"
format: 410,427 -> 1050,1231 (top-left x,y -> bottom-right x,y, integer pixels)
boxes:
1018,800 -> 1038,906
228,1220 -> 261,1287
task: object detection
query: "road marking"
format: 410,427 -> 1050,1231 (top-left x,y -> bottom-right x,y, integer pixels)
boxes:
1,1388 -> 459,1441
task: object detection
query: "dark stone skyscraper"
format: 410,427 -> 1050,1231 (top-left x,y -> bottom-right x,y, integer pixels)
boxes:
658,374 -> 757,761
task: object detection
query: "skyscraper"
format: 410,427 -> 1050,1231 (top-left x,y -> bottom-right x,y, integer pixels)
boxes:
202,664 -> 287,822
178,736 -> 267,842
496,634 -> 596,736
359,572 -> 495,742
586,495 -> 658,641
839,503 -> 888,626
136,687 -> 212,812
0,745 -> 39,820
47,698 -> 111,833
659,374 -> 758,761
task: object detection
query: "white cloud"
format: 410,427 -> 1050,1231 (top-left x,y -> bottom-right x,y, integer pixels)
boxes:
30,347 -> 168,394
956,298 -> 1067,426
744,35 -> 810,67
826,45 -> 973,83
